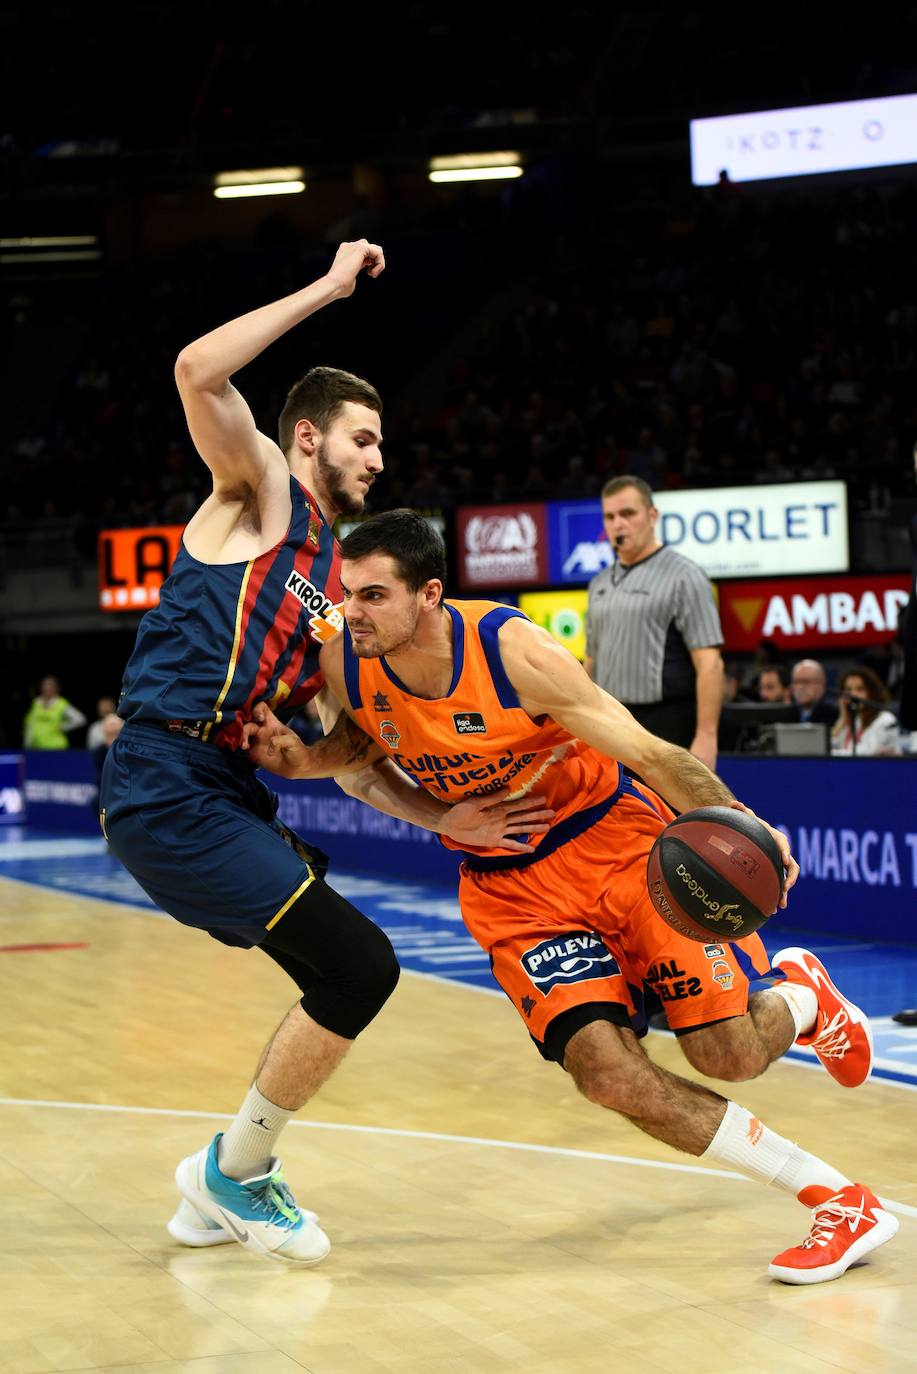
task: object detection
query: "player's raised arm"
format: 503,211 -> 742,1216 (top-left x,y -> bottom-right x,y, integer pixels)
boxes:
174,239 -> 385,491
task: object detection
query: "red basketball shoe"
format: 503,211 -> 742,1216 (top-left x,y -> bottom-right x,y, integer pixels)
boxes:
772,946 -> 873,1088
769,1184 -> 898,1284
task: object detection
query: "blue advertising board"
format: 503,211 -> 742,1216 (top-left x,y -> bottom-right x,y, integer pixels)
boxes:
16,751 -> 916,944
719,757 -> 917,945
0,753 -> 26,826
547,499 -> 610,584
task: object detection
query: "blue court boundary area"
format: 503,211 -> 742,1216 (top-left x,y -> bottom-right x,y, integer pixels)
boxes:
2,827 -> 915,1087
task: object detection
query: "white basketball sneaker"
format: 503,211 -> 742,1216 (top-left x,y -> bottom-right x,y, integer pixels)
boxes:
167,1197 -> 234,1246
174,1133 -> 330,1264
167,1194 -> 322,1247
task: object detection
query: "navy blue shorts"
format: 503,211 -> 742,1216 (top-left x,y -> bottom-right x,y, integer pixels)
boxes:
100,723 -> 328,948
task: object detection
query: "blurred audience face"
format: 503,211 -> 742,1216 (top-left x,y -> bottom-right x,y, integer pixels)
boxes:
601,485 -> 658,566
39,676 -> 60,700
758,667 -> 791,703
841,674 -> 869,704
722,669 -> 741,703
96,695 -> 116,719
790,660 -> 826,708
101,714 -> 123,746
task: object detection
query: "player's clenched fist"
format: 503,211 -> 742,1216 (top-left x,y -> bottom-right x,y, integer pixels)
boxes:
326,239 -> 385,297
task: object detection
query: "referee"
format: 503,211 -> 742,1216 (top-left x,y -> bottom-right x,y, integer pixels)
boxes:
584,475 -> 724,769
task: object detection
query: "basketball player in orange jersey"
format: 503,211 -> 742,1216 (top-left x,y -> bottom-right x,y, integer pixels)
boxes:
247,509 -> 898,1284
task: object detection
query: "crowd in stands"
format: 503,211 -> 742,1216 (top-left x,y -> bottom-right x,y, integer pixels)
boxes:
5,172 -> 917,547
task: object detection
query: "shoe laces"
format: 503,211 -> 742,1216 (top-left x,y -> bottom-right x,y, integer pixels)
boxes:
811,1008 -> 851,1059
800,1193 -> 869,1249
247,1169 -> 300,1229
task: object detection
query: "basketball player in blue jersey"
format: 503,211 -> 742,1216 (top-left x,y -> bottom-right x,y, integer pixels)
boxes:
100,240 -> 554,1265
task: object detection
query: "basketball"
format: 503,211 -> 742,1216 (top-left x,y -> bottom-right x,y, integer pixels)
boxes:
646,806 -> 784,943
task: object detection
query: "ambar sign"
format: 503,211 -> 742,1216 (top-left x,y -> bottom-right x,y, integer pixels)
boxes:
719,574 -> 911,650
98,526 -> 183,611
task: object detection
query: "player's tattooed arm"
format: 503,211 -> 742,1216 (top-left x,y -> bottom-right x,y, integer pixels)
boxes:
243,700 -> 385,778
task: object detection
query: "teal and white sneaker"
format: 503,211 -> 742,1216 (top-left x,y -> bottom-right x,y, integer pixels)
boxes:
167,1197 -> 234,1247
166,1194 -> 322,1248
174,1133 -> 330,1265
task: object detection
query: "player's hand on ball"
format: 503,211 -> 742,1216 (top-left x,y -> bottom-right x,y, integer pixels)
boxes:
729,799 -> 798,907
327,239 -> 385,297
443,791 -> 555,853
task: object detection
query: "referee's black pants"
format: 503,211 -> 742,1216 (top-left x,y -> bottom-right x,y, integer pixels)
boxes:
624,699 -> 696,750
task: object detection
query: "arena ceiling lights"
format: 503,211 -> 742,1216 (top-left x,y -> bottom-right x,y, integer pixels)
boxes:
213,167 -> 306,199
428,152 -> 523,183
0,235 -> 100,263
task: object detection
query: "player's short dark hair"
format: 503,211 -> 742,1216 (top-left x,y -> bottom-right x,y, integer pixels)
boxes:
278,366 -> 382,455
339,509 -> 446,597
601,474 -> 655,506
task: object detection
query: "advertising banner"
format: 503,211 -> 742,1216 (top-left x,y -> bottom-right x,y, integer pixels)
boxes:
0,754 -> 26,826
547,500 -> 611,584
719,757 -> 916,944
691,93 -> 917,185
517,590 -> 589,660
654,482 -> 848,579
98,526 -> 183,611
455,503 -> 548,590
548,484 -> 848,585
719,574 -> 912,650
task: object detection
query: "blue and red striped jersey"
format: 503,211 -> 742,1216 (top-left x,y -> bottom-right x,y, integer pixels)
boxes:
117,475 -> 342,751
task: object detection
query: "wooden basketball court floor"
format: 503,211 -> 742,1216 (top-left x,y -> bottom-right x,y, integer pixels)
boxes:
2,871 -> 916,1374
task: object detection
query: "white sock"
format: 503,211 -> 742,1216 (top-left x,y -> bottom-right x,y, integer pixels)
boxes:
772,981 -> 818,1039
703,1101 -> 851,1206
217,1083 -> 294,1181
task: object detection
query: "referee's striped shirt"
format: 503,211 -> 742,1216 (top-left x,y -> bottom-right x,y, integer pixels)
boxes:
586,546 -> 723,705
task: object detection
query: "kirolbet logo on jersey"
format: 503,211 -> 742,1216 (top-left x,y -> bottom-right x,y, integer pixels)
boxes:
379,720 -> 401,748
520,931 -> 619,996
284,571 -> 344,644
453,711 -> 487,735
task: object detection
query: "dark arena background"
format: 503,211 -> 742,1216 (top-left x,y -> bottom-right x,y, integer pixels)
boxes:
2,6 -> 916,1371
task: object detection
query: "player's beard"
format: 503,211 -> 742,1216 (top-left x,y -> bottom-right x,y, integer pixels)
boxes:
315,437 -> 369,517
350,604 -> 420,658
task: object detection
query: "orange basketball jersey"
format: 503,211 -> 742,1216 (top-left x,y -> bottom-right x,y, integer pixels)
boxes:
340,600 -> 622,860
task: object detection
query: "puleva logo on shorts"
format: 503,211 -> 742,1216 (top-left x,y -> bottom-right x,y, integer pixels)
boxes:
520,931 -> 619,996
379,720 -> 401,748
453,711 -> 487,735
284,571 -> 344,645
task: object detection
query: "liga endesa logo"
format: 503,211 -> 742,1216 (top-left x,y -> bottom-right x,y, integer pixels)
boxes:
719,575 -> 911,650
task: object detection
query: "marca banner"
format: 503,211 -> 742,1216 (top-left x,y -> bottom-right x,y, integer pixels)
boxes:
719,574 -> 911,650
719,757 -> 917,945
691,93 -> 917,186
548,484 -> 848,584
98,526 -> 183,611
455,503 -> 548,590
518,590 -> 589,661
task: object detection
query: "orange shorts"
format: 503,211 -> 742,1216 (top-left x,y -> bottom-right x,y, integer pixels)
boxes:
458,778 -> 771,1058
